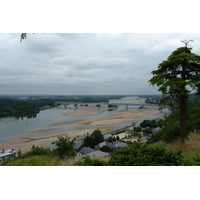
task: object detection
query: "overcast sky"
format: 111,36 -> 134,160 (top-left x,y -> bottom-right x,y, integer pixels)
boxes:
1,33 -> 200,96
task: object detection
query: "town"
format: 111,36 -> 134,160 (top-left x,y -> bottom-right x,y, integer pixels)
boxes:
0,117 -> 164,165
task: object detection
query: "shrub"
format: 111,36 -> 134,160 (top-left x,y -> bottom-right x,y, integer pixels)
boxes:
100,145 -> 113,152
108,142 -> 184,166
74,156 -> 107,166
84,129 -> 104,148
146,132 -> 162,144
55,136 -> 76,159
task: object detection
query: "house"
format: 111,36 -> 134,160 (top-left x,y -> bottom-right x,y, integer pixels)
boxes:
86,150 -> 109,159
75,133 -> 91,144
73,143 -> 83,152
115,141 -> 128,148
49,140 -> 84,152
49,141 -> 57,151
95,142 -> 119,150
78,146 -> 95,155
0,149 -> 16,165
103,133 -> 113,141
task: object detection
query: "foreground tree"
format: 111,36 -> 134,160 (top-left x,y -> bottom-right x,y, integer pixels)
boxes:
149,44 -> 200,142
84,129 -> 104,148
55,136 -> 76,159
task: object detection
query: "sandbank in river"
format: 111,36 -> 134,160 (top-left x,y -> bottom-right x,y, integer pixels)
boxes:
0,98 -> 161,153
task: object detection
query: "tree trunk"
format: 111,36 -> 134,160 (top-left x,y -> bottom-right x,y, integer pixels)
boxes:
179,94 -> 188,142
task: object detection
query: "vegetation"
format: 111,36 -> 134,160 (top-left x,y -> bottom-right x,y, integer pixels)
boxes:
149,46 -> 200,142
0,95 -> 126,118
100,145 -> 113,152
147,100 -> 200,144
108,142 -> 185,166
74,156 -> 108,166
0,98 -> 53,117
107,104 -> 118,108
140,119 -> 164,128
84,129 -> 104,148
4,131 -> 200,166
54,136 -> 76,159
73,142 -> 186,166
145,97 -> 160,104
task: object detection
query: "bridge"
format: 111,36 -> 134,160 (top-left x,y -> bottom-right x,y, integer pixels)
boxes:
55,102 -> 158,109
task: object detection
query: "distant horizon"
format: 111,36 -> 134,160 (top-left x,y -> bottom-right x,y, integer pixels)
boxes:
0,93 -> 162,97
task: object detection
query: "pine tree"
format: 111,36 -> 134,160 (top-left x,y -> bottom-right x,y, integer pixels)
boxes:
149,45 -> 200,142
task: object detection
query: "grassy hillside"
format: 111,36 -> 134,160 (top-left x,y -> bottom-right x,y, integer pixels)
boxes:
4,133 -> 200,166
152,132 -> 200,164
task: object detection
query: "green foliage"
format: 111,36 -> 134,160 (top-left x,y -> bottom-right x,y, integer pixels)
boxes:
186,102 -> 200,132
100,145 -> 113,153
108,104 -> 118,108
84,129 -> 104,148
116,135 -> 120,141
2,155 -> 58,166
84,136 -> 95,148
0,95 -> 124,118
108,142 -> 184,166
107,137 -> 113,142
147,103 -> 200,144
149,46 -> 200,141
191,153 -> 200,166
143,128 -> 152,134
55,136 -> 76,159
140,119 -> 163,128
146,132 -> 162,144
145,97 -> 160,104
133,126 -> 142,132
92,129 -> 104,144
15,145 -> 49,159
74,156 -> 107,166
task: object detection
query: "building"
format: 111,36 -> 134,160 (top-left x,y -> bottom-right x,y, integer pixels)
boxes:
87,150 -> 109,159
75,133 -> 91,144
78,146 -> 95,155
95,142 -> 119,150
0,149 -> 16,165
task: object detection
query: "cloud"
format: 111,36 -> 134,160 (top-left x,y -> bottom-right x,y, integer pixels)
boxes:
1,33 -> 199,95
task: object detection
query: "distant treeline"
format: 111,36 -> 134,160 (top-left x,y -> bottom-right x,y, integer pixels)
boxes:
0,95 -> 126,118
138,94 -> 200,105
138,95 -> 162,104
0,98 -> 55,117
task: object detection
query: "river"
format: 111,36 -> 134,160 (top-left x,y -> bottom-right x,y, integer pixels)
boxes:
0,96 -> 170,143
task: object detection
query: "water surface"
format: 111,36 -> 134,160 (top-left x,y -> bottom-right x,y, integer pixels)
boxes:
0,96 -> 170,143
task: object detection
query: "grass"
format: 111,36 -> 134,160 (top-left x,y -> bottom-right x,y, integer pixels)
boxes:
4,131 -> 200,166
151,131 -> 200,164
2,153 -> 110,166
3,155 -> 76,166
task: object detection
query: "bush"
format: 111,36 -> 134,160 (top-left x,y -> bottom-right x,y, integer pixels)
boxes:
74,156 -> 107,166
55,136 -> 76,159
100,145 -> 113,152
84,129 -> 104,148
108,142 -> 184,166
2,155 -> 58,166
146,132 -> 162,144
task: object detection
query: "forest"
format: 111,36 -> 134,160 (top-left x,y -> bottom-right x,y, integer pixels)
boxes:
0,95 -> 126,118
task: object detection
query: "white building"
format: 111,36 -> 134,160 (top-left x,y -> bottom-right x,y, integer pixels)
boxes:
0,149 -> 16,165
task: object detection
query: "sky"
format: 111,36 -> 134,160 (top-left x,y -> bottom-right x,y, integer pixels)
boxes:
1,33 -> 200,96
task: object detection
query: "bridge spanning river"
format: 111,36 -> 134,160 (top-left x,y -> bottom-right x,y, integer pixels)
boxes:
55,101 -> 159,109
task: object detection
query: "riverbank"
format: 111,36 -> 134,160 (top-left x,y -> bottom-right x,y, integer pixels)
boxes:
0,105 -> 161,153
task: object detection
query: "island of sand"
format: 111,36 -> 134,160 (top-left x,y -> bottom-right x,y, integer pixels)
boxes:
0,98 -> 162,153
